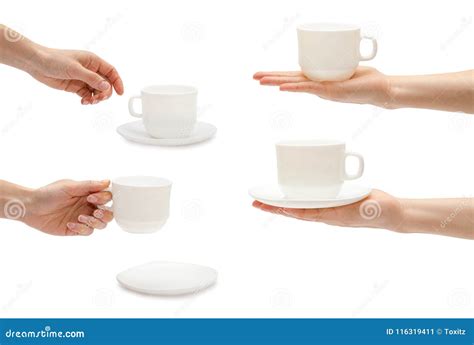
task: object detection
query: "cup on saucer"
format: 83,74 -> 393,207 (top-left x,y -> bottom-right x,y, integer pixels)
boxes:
128,85 -> 197,139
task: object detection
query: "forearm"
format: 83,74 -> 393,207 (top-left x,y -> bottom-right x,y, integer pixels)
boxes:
0,180 -> 34,221
387,71 -> 474,114
399,197 -> 474,239
0,24 -> 44,74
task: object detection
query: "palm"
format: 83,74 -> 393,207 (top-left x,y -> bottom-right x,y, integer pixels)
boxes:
25,181 -> 96,236
254,67 -> 392,107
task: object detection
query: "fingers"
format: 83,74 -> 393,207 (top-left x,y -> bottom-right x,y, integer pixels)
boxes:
78,215 -> 106,230
70,64 -> 112,94
279,81 -> 325,93
68,179 -> 110,196
95,58 -> 124,96
252,201 -> 324,222
253,71 -> 303,80
93,208 -> 113,223
87,191 -> 112,205
259,76 -> 309,86
66,222 -> 94,236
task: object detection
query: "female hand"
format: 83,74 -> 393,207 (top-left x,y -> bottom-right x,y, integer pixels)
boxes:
0,25 -> 123,105
23,179 -> 114,236
253,190 -> 474,240
254,68 -> 474,113
254,67 -> 393,108
253,190 -> 404,231
28,48 -> 124,105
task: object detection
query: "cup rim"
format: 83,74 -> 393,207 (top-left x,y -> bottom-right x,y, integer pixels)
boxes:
141,85 -> 197,96
297,22 -> 360,32
113,176 -> 172,188
276,139 -> 345,147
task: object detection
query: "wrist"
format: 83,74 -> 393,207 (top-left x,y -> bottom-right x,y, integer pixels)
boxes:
384,75 -> 403,110
0,183 -> 35,224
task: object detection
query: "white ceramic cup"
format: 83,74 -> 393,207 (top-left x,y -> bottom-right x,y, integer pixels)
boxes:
110,176 -> 172,234
297,23 -> 378,81
128,85 -> 198,139
276,140 -> 364,198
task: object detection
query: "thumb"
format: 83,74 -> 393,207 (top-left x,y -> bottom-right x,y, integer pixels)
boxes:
70,65 -> 110,91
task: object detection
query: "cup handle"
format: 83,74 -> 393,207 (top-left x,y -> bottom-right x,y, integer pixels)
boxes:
343,152 -> 364,180
128,95 -> 142,118
359,35 -> 378,61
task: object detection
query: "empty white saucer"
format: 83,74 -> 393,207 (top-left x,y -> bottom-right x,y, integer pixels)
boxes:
117,121 -> 217,146
117,261 -> 218,296
249,184 -> 372,209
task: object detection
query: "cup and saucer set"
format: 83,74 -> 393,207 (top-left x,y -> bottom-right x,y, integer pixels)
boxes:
117,85 -> 217,146
114,22 -> 376,297
250,23 -> 377,208
109,176 -> 218,296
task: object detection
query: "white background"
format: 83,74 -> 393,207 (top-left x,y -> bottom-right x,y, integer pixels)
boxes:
0,0 -> 473,318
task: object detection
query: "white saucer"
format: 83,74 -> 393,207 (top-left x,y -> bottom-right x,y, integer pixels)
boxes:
117,121 -> 217,146
117,261 -> 217,296
249,184 -> 372,209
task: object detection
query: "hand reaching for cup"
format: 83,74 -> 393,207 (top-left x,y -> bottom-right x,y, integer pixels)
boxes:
28,48 -> 124,105
0,24 -> 124,105
0,179 -> 113,236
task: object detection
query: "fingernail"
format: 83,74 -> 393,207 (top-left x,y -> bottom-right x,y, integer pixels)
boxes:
98,80 -> 110,91
94,210 -> 103,219
78,215 -> 89,223
92,99 -> 98,104
87,195 -> 98,203
67,222 -> 76,230
82,100 -> 89,105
